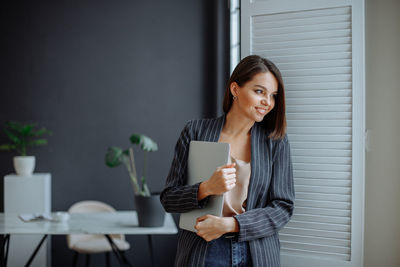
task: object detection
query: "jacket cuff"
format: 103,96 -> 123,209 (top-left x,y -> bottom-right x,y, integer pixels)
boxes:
233,213 -> 249,242
193,182 -> 210,208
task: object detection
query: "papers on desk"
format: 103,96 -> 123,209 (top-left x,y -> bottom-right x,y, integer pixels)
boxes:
18,212 -> 70,222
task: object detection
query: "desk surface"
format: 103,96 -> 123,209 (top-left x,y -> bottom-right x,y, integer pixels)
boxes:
0,211 -> 178,235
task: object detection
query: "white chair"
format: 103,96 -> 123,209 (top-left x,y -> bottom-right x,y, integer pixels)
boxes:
66,200 -> 131,267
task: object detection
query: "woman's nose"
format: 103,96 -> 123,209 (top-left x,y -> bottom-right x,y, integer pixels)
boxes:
262,96 -> 271,106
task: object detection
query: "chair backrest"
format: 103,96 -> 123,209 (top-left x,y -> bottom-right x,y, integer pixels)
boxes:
68,200 -> 116,213
66,200 -> 124,249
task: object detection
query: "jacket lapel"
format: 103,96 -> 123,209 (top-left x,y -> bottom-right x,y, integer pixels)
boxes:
246,123 -> 269,210
202,114 -> 225,142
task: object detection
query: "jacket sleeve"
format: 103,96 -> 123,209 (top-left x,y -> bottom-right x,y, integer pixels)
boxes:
160,120 -> 210,213
234,136 -> 295,242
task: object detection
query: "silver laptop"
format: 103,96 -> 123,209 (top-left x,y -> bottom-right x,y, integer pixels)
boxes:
179,141 -> 230,232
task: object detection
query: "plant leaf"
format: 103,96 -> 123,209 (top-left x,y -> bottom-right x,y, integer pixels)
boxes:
22,124 -> 35,135
3,128 -> 21,144
130,134 -> 158,152
0,144 -> 16,151
30,127 -> 52,137
6,121 -> 24,133
27,139 -> 48,146
105,146 -> 125,167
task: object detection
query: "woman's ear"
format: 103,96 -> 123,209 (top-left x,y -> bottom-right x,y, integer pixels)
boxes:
230,82 -> 239,98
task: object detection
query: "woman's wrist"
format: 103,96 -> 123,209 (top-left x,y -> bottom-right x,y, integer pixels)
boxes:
198,181 -> 210,201
222,217 -> 239,233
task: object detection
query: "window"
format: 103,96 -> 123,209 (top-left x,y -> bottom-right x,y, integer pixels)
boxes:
240,1 -> 365,266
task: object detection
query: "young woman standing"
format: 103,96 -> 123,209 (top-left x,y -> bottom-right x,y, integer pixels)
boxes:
161,55 -> 295,267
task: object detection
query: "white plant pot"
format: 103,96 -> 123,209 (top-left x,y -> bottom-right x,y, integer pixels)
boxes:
13,156 -> 36,176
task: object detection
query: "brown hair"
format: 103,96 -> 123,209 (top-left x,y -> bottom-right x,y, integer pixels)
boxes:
223,55 -> 286,140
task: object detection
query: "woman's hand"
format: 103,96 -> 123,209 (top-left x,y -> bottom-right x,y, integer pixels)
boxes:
194,215 -> 239,242
198,163 -> 236,200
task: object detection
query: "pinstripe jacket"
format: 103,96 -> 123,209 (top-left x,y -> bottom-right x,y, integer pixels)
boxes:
160,114 -> 295,267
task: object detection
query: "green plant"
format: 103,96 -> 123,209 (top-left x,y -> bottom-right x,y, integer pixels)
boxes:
105,133 -> 158,196
0,121 -> 52,156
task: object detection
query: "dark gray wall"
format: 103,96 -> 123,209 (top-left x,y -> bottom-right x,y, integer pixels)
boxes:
0,1 -> 229,266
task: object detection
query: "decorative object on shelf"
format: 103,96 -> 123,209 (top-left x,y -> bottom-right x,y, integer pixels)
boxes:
105,133 -> 165,227
0,121 -> 52,176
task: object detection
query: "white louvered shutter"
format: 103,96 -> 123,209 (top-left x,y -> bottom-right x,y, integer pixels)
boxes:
241,1 -> 365,267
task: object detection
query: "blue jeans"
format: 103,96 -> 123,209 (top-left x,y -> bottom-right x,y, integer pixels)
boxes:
205,235 -> 252,267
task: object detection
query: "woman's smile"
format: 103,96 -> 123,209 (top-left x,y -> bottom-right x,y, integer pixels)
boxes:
255,107 -> 267,115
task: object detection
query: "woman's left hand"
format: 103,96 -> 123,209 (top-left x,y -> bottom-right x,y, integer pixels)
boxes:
194,215 -> 237,242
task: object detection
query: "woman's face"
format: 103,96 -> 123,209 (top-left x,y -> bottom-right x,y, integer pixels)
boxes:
231,71 -> 278,122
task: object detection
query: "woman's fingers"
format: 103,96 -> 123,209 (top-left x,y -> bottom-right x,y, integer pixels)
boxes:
224,173 -> 236,179
196,215 -> 209,222
218,162 -> 236,171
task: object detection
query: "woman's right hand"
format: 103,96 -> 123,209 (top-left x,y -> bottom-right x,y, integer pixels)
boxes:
199,163 -> 237,198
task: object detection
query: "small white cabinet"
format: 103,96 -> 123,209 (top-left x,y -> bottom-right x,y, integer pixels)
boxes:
4,173 -> 51,267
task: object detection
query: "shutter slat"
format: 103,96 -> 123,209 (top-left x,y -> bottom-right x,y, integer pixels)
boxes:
295,192 -> 351,203
284,74 -> 351,84
287,89 -> 352,98
285,81 -> 352,90
282,241 -> 350,255
253,14 -> 349,28
294,170 -> 351,179
294,162 -> 351,172
292,149 -> 351,158
293,207 -> 351,217
291,141 -> 351,149
282,66 -> 352,76
288,127 -> 351,135
287,97 -> 352,105
291,214 -> 351,225
289,135 -> 352,142
287,221 -> 350,232
288,119 -> 352,127
280,234 -> 350,248
253,22 -> 351,37
295,185 -> 351,195
287,112 -> 351,120
281,247 -> 350,261
281,227 -> 351,240
287,105 -> 352,113
254,37 -> 351,51
294,200 -> 351,210
267,52 -> 351,64
252,7 -> 350,23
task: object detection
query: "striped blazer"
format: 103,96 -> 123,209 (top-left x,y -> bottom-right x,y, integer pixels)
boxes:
160,114 -> 295,267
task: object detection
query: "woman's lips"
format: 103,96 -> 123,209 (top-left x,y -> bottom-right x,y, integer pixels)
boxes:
256,107 -> 267,115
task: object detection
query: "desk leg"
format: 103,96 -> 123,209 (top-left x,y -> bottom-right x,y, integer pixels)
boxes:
104,235 -> 133,267
147,235 -> 156,267
24,234 -> 48,267
1,234 -> 10,267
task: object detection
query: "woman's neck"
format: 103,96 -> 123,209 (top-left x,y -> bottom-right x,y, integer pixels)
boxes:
223,109 -> 254,138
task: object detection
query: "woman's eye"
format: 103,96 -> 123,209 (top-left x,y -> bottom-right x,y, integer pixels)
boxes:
255,89 -> 263,94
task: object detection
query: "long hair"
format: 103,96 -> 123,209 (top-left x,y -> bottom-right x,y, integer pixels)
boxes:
223,55 -> 286,140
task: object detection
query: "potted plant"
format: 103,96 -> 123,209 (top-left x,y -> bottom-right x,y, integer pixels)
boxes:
0,121 -> 52,176
105,133 -> 165,227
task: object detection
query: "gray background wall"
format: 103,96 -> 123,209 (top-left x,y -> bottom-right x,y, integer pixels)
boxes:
0,1 -> 229,266
365,0 -> 400,266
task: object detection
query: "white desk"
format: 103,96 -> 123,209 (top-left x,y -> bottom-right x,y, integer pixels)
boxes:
0,211 -> 177,267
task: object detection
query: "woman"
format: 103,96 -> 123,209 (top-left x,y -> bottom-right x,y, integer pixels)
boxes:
160,55 -> 295,267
